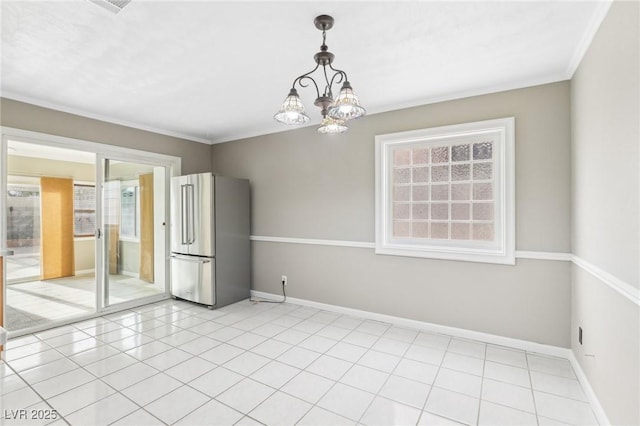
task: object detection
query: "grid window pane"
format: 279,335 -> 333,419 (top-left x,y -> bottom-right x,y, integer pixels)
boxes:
412,185 -> 429,201
431,184 -> 449,201
473,142 -> 493,160
473,163 -> 492,180
451,183 -> 470,201
431,166 -> 449,182
412,148 -> 429,165
431,223 -> 449,239
73,185 -> 96,237
387,137 -> 498,245
393,221 -> 410,237
431,147 -> 449,163
394,186 -> 411,201
412,167 -> 429,183
472,223 -> 494,241
393,203 -> 410,220
473,203 -> 494,220
431,203 -> 449,220
412,222 -> 429,238
412,204 -> 429,220
451,203 -> 470,220
393,168 -> 411,184
452,223 -> 470,240
452,164 -> 470,181
451,144 -> 470,162
394,149 -> 411,166
473,182 -> 493,200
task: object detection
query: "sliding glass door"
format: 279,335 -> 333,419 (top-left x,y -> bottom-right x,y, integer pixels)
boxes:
1,127 -> 179,335
100,157 -> 168,308
3,140 -> 97,331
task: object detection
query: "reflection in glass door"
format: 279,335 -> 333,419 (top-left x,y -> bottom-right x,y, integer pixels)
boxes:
102,158 -> 167,307
6,177 -> 41,283
4,140 -> 97,332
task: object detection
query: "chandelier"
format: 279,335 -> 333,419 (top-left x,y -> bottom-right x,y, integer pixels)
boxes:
274,15 -> 366,134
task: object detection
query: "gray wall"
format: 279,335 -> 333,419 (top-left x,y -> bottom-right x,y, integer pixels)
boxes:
212,81 -> 573,347
570,1 -> 639,424
0,98 -> 212,175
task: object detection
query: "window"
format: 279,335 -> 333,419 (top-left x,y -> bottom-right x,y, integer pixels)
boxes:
73,184 -> 96,237
375,117 -> 515,264
120,184 -> 140,240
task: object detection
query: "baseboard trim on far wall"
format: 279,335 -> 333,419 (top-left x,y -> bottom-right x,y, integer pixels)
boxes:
251,288 -> 609,425
250,289 -> 570,358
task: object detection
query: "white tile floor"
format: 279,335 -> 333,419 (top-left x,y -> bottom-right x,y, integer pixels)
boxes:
1,298 -> 599,426
6,274 -> 164,331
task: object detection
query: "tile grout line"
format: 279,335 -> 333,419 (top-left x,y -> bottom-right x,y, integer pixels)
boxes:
5,299 -> 598,426
8,307 -> 191,424
3,359 -> 72,426
275,310 -> 386,424
476,343 -> 489,425
415,334 -> 455,425
525,350 -> 542,426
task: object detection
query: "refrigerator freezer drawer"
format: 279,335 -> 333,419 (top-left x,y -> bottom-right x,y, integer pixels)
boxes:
170,255 -> 215,306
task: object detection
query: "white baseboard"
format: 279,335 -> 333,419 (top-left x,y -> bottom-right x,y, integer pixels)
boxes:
252,290 -> 609,422
250,290 -> 570,358
75,269 -> 95,276
568,351 -> 611,426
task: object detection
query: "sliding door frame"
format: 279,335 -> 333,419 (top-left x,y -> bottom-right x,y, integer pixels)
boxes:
0,126 -> 181,338
97,154 -> 174,311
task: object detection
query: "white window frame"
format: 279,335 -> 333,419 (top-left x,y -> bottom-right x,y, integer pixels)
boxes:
375,117 -> 515,265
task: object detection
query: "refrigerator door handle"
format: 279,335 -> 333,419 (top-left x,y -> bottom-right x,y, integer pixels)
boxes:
170,254 -> 211,264
181,184 -> 188,245
188,184 -> 196,244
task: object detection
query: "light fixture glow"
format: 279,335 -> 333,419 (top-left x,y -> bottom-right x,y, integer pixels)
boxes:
317,116 -> 348,134
328,81 -> 366,121
273,88 -> 310,125
274,15 -> 365,134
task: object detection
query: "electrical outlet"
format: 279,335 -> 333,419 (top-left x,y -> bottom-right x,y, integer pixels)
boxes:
282,275 -> 288,286
578,326 -> 583,345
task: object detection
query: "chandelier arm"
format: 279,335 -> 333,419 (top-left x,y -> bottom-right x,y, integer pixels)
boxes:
292,64 -> 321,99
329,63 -> 348,82
328,68 -> 347,91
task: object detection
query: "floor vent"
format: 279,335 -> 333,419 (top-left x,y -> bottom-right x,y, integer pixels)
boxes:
89,0 -> 132,14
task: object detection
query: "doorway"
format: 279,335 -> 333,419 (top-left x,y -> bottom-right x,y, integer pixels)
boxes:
1,128 -> 180,335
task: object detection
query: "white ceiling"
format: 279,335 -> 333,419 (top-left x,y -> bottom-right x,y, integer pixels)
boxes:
1,1 -> 610,144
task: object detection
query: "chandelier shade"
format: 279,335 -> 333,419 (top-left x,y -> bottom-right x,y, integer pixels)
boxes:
274,15 -> 365,134
328,81 -> 366,121
273,88 -> 310,125
317,116 -> 348,134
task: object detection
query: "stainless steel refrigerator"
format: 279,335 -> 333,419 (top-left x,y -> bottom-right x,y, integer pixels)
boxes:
170,172 -> 250,308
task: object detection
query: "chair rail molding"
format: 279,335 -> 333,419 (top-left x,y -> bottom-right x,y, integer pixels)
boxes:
250,235 -> 638,306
